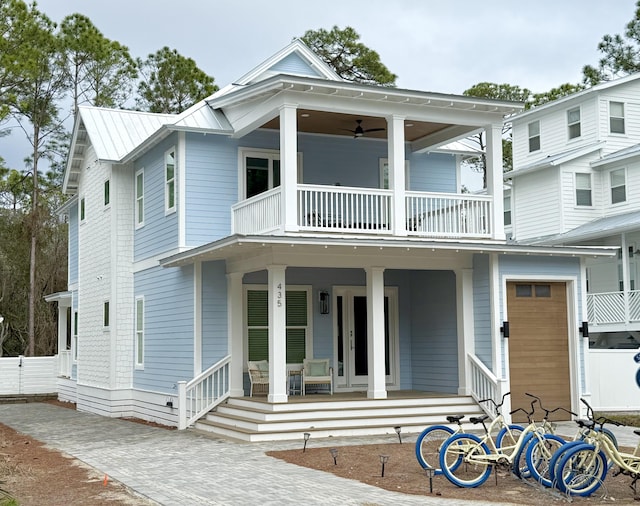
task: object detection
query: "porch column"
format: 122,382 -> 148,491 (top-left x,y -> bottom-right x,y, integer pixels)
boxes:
280,104 -> 298,233
57,301 -> 69,355
227,272 -> 245,398
388,115 -> 406,236
194,261 -> 202,375
268,265 -> 288,403
366,266 -> 387,399
485,124 -> 505,241
621,233 -> 630,323
455,268 -> 474,396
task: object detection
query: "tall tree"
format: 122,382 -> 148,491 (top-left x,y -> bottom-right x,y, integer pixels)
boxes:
9,1 -> 68,356
300,26 -> 397,86
59,14 -> 137,111
135,47 -> 217,113
583,1 -> 640,85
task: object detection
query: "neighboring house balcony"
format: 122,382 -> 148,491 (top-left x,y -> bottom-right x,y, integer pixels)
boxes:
587,290 -> 640,330
232,184 -> 493,239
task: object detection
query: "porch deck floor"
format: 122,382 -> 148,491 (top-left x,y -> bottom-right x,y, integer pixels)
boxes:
241,390 -> 455,403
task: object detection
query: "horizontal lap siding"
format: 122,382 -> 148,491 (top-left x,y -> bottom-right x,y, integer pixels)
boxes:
598,83 -> 640,153
473,254 -> 492,368
201,261 -> 228,369
133,265 -> 194,392
513,167 -> 561,240
410,271 -> 458,393
408,152 -> 456,192
134,136 -> 179,261
269,52 -> 323,77
560,159 -> 604,232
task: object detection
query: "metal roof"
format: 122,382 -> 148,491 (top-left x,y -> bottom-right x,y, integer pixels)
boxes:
507,143 -> 604,180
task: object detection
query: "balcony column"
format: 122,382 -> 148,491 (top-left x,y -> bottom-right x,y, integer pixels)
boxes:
366,266 -> 387,399
268,265 -> 288,403
280,104 -> 299,232
227,271 -> 245,398
387,115 -> 406,236
621,233 -> 630,322
455,268 -> 474,396
485,124 -> 505,240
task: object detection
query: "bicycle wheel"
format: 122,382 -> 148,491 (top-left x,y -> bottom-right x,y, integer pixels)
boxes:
512,431 -> 536,479
556,443 -> 608,496
549,440 -> 585,486
496,424 -> 525,456
439,433 -> 492,488
525,433 -> 566,487
414,425 -> 455,474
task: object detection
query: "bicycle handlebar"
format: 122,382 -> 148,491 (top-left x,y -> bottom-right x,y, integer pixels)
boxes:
478,391 -> 511,414
526,392 -> 578,418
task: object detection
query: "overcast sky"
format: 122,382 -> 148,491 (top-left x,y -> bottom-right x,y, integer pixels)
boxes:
1,0 -> 637,188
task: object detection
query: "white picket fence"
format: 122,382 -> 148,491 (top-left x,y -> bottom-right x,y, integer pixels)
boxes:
0,356 -> 58,395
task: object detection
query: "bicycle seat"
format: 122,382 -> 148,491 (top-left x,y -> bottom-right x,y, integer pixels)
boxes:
469,415 -> 489,424
634,429 -> 640,437
446,415 -> 465,423
576,419 -> 595,429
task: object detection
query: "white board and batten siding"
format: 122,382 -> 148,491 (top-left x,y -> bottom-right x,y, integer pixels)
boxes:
512,167 -> 562,240
0,356 -> 57,395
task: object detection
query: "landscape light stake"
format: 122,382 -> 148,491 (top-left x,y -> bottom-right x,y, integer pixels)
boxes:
425,467 -> 435,493
379,454 -> 390,477
329,448 -> 338,465
394,426 -> 402,444
303,432 -> 310,452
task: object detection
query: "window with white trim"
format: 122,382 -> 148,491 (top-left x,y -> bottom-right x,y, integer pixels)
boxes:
567,107 -> 581,139
79,196 -> 86,222
135,297 -> 144,368
528,121 -> 540,152
610,168 -> 626,204
103,300 -> 110,328
246,288 -> 309,363
135,169 -> 144,227
610,101 -> 625,134
104,180 -> 110,207
504,194 -> 512,226
165,148 -> 176,213
73,311 -> 78,362
575,173 -> 592,206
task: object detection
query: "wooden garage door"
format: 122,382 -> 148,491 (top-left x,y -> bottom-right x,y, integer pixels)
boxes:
507,282 -> 571,422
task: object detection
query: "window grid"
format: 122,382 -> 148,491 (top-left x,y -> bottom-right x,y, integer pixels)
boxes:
165,148 -> 176,212
567,107 -> 581,139
610,168 -> 626,204
528,121 -> 540,152
135,298 -> 144,367
609,101 -> 625,134
575,173 -> 592,206
135,170 -> 144,226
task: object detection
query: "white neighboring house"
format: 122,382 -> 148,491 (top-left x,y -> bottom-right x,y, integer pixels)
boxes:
508,73 -> 640,359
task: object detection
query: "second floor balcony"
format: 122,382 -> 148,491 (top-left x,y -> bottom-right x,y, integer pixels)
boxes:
587,289 -> 640,329
232,184 -> 494,239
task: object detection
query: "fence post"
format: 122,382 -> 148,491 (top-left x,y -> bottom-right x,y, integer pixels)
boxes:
177,381 -> 187,430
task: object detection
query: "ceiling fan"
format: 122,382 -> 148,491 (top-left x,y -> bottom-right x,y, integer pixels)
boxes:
344,119 -> 385,138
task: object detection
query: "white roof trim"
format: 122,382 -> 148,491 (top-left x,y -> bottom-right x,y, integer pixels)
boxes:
507,142 -> 604,180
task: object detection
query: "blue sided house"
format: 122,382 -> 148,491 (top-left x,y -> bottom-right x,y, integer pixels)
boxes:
49,40 -> 614,440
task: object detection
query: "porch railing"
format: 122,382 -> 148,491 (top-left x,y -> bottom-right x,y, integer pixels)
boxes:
406,192 -> 492,238
177,355 -> 230,430
586,290 -> 640,325
232,187 -> 282,235
468,354 -> 503,417
57,350 -> 72,377
298,184 -> 393,233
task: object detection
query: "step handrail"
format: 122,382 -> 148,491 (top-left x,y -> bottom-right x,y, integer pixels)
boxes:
467,353 -> 507,417
178,355 -> 231,430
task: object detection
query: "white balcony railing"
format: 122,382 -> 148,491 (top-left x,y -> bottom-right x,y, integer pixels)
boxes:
298,184 -> 393,233
586,290 -> 640,326
406,192 -> 492,238
231,185 -> 495,239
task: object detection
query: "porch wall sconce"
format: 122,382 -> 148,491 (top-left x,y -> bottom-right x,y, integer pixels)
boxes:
319,290 -> 330,315
579,321 -> 589,338
500,321 -> 510,338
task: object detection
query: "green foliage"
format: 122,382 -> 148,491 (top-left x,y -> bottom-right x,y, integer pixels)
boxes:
595,412 -> 640,427
300,26 -> 397,86
463,82 -> 532,104
582,1 -> 640,85
136,47 -> 218,113
530,83 -> 586,108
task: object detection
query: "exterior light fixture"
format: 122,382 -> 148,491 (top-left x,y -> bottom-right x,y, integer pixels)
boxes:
319,291 -> 330,315
329,448 -> 338,465
394,426 -> 402,444
303,432 -> 310,452
379,454 -> 390,477
579,321 -> 589,338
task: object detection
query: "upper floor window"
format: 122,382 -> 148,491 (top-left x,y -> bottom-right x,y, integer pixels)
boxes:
609,101 -> 625,134
610,168 -> 626,204
503,194 -> 512,226
567,107 -> 581,139
135,169 -> 144,227
165,148 -> 176,213
575,173 -> 592,206
104,180 -> 110,207
528,121 -> 540,152
103,301 -> 110,328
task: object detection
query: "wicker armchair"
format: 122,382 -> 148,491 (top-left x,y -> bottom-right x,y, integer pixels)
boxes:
247,360 -> 269,396
302,358 -> 333,395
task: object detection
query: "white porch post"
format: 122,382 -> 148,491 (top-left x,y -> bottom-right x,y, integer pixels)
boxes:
455,268 -> 474,396
194,261 -> 202,375
621,233 -> 630,323
268,265 -> 288,403
227,272 -> 245,397
57,301 -> 69,355
366,266 -> 387,399
280,104 -> 298,232
388,115 -> 406,236
485,124 -> 505,241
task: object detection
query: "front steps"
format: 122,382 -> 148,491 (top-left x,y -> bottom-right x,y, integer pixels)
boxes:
193,393 -> 485,442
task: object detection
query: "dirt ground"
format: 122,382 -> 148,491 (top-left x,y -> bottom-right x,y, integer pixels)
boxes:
1,401 -> 638,505
269,439 -> 640,505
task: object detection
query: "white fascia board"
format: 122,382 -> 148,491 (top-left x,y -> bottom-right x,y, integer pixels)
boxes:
507,143 -> 605,180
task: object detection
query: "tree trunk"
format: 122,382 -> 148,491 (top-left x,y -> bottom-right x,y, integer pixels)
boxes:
27,126 -> 39,357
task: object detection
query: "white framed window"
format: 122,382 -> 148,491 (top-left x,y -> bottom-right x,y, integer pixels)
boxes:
575,173 -> 592,206
79,196 -> 86,222
135,297 -> 144,368
379,159 -> 410,189
528,121 -> 540,152
245,285 -> 311,363
239,148 -> 303,200
104,180 -> 110,207
567,107 -> 581,140
504,194 -> 512,226
610,168 -> 626,205
73,311 -> 78,362
135,169 -> 144,227
609,101 -> 625,134
165,147 -> 176,213
103,300 -> 110,328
